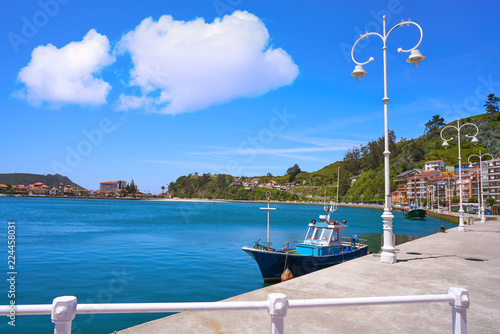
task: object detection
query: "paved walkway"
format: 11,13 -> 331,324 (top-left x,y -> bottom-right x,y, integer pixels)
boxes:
119,218 -> 500,334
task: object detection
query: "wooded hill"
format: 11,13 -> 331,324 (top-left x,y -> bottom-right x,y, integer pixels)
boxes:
168,112 -> 500,202
0,173 -> 85,190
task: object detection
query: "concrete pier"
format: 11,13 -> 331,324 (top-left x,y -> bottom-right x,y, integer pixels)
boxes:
119,218 -> 500,333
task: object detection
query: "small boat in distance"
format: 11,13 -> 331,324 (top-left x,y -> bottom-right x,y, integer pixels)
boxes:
403,204 -> 426,220
242,170 -> 369,283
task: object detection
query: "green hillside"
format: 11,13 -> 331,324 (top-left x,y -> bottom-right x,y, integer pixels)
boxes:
342,113 -> 499,202
167,112 -> 500,202
0,173 -> 85,190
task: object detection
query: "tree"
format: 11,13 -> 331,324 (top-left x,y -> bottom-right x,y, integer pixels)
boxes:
343,146 -> 362,173
451,196 -> 460,203
408,140 -> 426,162
161,186 -> 165,196
126,179 -> 137,194
484,94 -> 500,118
467,196 -> 478,203
424,114 -> 445,135
266,172 -> 273,177
199,173 -> 210,186
286,164 -> 300,175
486,197 -> 497,206
286,164 -> 301,182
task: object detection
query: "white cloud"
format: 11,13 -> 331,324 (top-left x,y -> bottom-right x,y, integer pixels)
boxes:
15,29 -> 114,107
116,11 -> 299,114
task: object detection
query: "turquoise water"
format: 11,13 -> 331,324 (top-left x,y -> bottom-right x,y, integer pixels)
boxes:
0,197 -> 456,333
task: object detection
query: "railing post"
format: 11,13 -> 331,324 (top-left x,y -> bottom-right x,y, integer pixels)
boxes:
268,293 -> 288,334
448,287 -> 469,334
51,296 -> 77,334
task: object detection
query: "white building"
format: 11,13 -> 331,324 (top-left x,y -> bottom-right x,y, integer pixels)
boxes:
424,160 -> 445,171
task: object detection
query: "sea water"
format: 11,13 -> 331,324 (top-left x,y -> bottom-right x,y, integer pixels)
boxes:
0,197 -> 456,333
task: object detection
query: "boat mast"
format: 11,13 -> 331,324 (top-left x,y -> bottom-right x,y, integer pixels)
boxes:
260,191 -> 276,247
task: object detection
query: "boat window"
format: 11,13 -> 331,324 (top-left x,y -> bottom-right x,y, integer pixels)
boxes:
305,227 -> 313,240
311,227 -> 320,240
331,230 -> 339,242
320,228 -> 333,242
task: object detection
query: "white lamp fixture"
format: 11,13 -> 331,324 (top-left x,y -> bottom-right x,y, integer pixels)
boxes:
351,65 -> 367,82
406,49 -> 426,68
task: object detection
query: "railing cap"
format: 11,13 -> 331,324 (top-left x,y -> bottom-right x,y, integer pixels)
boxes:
448,287 -> 470,308
51,296 -> 77,323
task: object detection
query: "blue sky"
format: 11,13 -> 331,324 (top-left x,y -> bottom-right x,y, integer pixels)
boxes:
2,0 -> 500,193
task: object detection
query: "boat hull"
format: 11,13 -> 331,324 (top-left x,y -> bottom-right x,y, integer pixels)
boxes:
404,209 -> 426,220
242,245 -> 369,283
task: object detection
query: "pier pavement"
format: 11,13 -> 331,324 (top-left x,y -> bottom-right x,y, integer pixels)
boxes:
119,217 -> 500,334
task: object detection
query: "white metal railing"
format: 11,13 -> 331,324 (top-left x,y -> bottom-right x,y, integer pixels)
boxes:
0,288 -> 469,334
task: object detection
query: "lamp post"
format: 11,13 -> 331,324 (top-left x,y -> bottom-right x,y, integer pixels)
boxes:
428,185 -> 434,211
468,150 -> 494,223
437,183 -> 442,213
448,177 -> 456,212
440,119 -> 479,231
447,177 -> 451,212
351,16 -> 425,264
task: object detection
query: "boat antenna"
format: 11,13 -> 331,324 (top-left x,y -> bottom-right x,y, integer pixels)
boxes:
260,191 -> 276,248
335,166 -> 340,212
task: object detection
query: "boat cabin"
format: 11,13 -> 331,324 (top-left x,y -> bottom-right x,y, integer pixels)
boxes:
295,215 -> 349,256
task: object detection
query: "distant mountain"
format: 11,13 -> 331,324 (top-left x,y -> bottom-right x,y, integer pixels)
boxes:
0,173 -> 85,190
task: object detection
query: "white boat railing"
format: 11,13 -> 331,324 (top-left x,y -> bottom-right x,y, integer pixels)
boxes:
0,287 -> 469,334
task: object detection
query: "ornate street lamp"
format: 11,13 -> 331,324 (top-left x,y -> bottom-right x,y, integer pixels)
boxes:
468,150 -> 494,223
351,16 -> 425,264
440,119 -> 479,231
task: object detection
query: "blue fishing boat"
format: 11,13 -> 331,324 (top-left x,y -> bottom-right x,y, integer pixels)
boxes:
242,198 -> 369,283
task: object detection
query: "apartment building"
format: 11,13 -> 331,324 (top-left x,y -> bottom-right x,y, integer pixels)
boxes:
406,170 -> 440,202
100,180 -> 127,195
427,174 -> 456,204
484,157 -> 500,201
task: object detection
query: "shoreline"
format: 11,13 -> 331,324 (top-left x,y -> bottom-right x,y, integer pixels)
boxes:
4,195 -> 497,224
